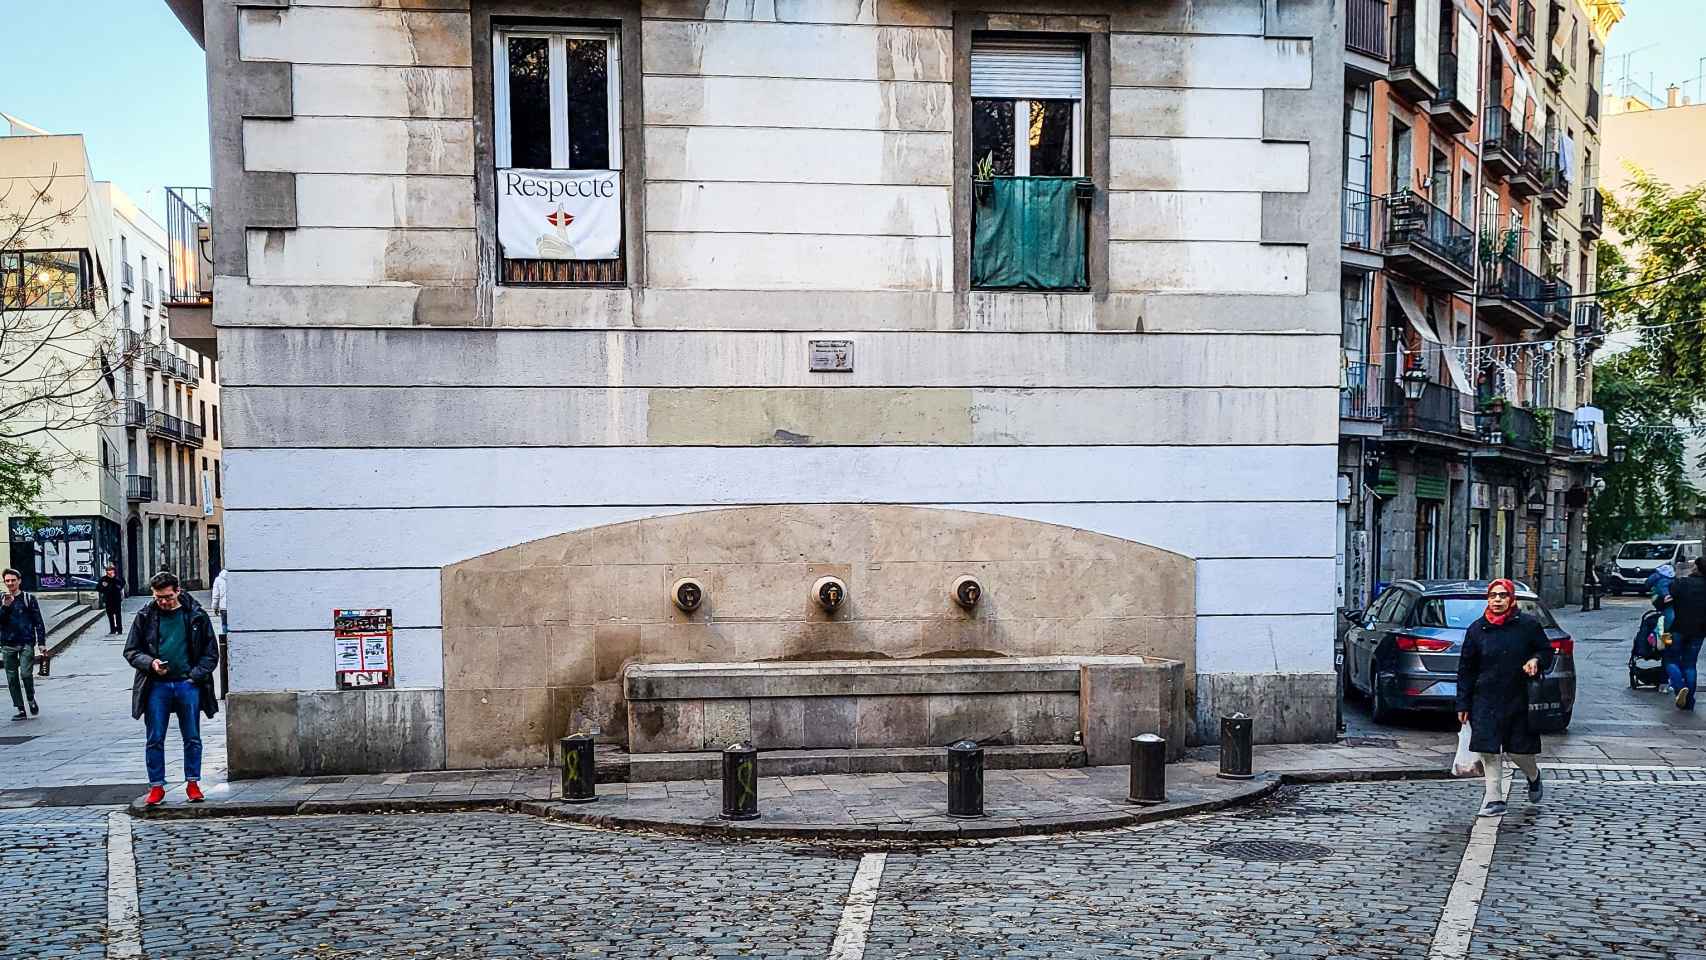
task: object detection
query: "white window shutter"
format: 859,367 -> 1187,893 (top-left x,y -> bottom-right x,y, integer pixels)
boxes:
970,41 -> 1084,100
1416,0 -> 1441,87
1458,15 -> 1479,112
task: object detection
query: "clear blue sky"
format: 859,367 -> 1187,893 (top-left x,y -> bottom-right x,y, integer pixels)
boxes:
1605,0 -> 1706,105
0,0 -> 209,228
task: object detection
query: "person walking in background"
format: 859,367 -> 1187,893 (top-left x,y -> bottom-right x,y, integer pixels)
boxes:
123,571 -> 219,805
210,568 -> 229,699
97,564 -> 125,636
1457,579 -> 1554,817
1659,557 -> 1706,711
1649,563 -> 1678,692
0,568 -> 46,721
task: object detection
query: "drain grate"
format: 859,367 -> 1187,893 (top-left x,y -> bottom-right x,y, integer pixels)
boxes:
1205,839 -> 1334,863
304,776 -> 348,785
407,771 -> 479,784
1340,736 -> 1400,748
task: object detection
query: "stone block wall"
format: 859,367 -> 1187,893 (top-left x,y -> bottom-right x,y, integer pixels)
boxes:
214,0 -> 1343,777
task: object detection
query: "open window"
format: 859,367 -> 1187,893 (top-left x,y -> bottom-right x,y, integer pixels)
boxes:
493,26 -> 624,284
969,39 -> 1089,290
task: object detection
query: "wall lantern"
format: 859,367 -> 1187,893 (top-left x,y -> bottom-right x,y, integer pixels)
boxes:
1400,367 -> 1429,402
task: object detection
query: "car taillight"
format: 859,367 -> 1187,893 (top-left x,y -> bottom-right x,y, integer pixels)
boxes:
1551,636 -> 1574,656
1395,634 -> 1453,652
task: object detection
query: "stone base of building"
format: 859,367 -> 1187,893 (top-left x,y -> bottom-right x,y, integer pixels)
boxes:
1191,672 -> 1338,745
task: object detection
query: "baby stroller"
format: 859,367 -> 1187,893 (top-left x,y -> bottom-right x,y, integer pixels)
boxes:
1631,609 -> 1669,689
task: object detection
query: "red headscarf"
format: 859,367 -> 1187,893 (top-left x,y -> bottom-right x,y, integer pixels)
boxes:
1485,578 -> 1517,626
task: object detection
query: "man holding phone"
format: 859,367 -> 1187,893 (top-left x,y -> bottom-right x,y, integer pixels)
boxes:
0,568 -> 47,721
123,571 -> 219,805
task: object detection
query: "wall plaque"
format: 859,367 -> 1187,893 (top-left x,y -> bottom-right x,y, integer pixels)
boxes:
809,339 -> 854,372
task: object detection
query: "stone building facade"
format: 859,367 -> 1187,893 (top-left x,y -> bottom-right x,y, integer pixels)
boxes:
165,0 -> 1345,776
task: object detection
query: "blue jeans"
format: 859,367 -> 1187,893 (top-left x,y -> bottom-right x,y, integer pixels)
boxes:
144,679 -> 202,787
1665,635 -> 1705,710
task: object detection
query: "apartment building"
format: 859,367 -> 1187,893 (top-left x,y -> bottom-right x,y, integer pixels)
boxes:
166,0 -> 1346,776
0,118 -> 225,595
1338,0 -> 1616,612
104,185 -> 226,594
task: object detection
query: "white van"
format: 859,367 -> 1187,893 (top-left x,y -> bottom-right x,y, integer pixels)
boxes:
1608,540 -> 1705,594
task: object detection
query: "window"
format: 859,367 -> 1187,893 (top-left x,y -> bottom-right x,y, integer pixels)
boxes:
1429,147 -> 1450,208
213,458 -> 221,499
1390,119 -> 1413,194
969,38 -> 1089,290
494,26 -> 624,285
1,250 -> 91,310
200,400 -> 206,429
212,404 -> 219,441
1458,170 -> 1473,226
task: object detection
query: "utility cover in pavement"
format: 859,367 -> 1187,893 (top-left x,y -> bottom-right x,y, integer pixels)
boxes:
0,736 -> 38,746
1205,839 -> 1333,862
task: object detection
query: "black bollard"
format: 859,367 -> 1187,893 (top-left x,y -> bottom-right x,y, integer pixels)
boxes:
1218,713 -> 1254,780
721,741 -> 760,820
1128,734 -> 1167,805
946,739 -> 984,818
560,734 -> 597,804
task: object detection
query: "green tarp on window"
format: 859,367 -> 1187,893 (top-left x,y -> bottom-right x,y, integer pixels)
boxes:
972,177 -> 1088,289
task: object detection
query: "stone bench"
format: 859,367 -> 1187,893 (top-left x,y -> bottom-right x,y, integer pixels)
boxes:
623,656 -> 1185,766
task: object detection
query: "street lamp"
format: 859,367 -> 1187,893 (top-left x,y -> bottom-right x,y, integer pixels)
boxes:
1612,442 -> 1628,464
1400,367 -> 1429,402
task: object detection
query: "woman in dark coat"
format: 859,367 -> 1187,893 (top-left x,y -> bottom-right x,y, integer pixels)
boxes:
1455,578 -> 1555,817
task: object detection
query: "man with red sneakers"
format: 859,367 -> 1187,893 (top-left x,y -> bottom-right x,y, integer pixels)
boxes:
123,571 -> 219,805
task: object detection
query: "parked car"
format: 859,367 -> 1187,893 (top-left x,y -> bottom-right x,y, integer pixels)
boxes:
1340,579 -> 1576,727
1605,540 -> 1703,595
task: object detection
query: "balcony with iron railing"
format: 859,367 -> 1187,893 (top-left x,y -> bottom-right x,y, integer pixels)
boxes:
1342,360 -> 1385,421
1389,13 -> 1438,103
1481,106 -> 1523,181
146,410 -> 184,441
1385,380 -> 1465,438
1512,132 -> 1544,196
1516,0 -> 1537,58
1551,408 -> 1577,452
1575,301 -> 1605,350
165,188 -> 212,308
1582,189 -> 1604,239
143,344 -> 161,370
1488,0 -> 1512,30
1481,253 -> 1548,329
1540,137 -> 1569,209
125,475 -> 155,503
120,399 -> 147,430
1427,51 -> 1474,132
121,261 -> 134,292
1342,188 -> 1383,253
1543,275 -> 1573,330
1383,191 -> 1476,290
1587,86 -> 1601,128
183,419 -> 205,448
1347,0 -> 1389,62
1500,405 -> 1547,452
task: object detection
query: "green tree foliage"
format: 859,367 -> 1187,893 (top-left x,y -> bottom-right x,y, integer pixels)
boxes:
1588,173 -> 1706,550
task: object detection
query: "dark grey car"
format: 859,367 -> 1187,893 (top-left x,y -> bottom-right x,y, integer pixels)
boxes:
1341,579 -> 1577,727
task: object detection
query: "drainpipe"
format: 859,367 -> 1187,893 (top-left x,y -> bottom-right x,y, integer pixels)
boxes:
1463,0 -> 1494,580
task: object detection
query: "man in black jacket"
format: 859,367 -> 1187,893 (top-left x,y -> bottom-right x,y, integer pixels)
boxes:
0,568 -> 46,721
1661,557 -> 1706,711
123,571 -> 219,805
97,564 -> 125,635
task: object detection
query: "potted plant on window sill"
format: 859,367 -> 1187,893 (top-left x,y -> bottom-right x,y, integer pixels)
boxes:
974,153 -> 995,202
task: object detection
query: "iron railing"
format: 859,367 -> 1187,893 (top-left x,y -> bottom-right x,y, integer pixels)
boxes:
1391,12 -> 1416,71
1489,0 -> 1512,23
1386,381 -> 1462,435
1501,406 -> 1545,451
1343,188 -> 1382,250
1342,360 -> 1385,420
1545,276 -> 1573,324
121,399 -> 147,429
1517,0 -> 1536,47
143,345 -> 161,370
1386,191 -> 1475,275
142,278 -> 154,306
1582,190 -> 1604,233
1588,87 -> 1601,123
1486,254 -> 1547,315
126,475 -> 155,502
1521,133 -> 1544,181
1551,408 -> 1577,451
1347,0 -> 1389,59
1437,51 -> 1459,104
1483,105 -> 1514,155
121,261 -> 134,292
165,187 -> 212,307
1575,301 -> 1604,339
147,410 -> 184,441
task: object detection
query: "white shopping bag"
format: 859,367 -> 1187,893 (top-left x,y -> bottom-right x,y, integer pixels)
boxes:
1451,723 -> 1482,777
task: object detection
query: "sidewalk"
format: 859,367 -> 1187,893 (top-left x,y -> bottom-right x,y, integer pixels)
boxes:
0,592 -> 227,806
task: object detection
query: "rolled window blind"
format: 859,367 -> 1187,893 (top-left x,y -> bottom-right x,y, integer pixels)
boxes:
970,41 -> 1084,100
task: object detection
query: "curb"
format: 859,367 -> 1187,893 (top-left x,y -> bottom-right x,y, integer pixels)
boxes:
124,764 -> 1460,833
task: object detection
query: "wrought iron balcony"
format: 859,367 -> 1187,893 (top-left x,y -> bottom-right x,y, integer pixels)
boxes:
121,261 -> 134,292
1551,408 -> 1577,452
143,345 -> 161,370
1383,191 -> 1476,290
121,399 -> 147,430
1496,405 -> 1546,452
1343,188 -> 1383,252
1582,189 -> 1604,239
165,187 -> 212,308
1481,106 -> 1523,181
1385,381 -> 1465,437
1481,253 -> 1547,329
1543,276 -> 1573,330
1342,360 -> 1385,421
1512,133 -> 1544,197
1427,52 -> 1474,132
1588,87 -> 1601,127
1540,147 -> 1569,209
146,410 -> 185,442
1488,0 -> 1513,30
1389,13 -> 1438,103
125,475 -> 155,503
1347,0 -> 1389,60
142,278 -> 154,306
1575,301 -> 1605,344
182,420 -> 205,448
1516,0 -> 1537,58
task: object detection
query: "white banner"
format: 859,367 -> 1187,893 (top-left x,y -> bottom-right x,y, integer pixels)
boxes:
497,168 -> 621,260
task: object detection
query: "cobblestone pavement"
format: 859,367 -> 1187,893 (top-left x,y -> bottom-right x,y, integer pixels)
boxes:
5,773 -> 1701,959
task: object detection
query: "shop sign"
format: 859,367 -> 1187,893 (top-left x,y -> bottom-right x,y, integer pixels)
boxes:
334,608 -> 394,690
1496,486 -> 1518,511
1471,483 -> 1491,510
